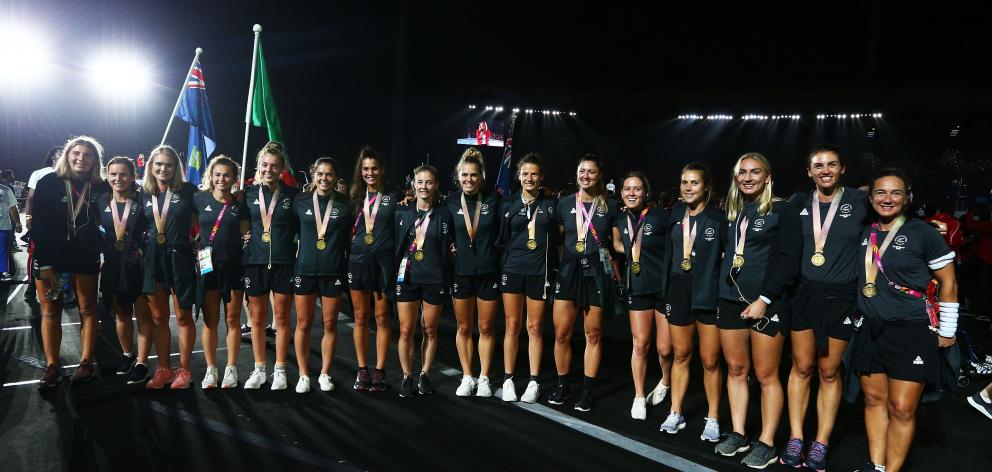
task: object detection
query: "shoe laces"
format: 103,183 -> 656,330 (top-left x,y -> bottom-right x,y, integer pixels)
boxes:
807,442 -> 826,463
785,438 -> 803,457
372,369 -> 385,383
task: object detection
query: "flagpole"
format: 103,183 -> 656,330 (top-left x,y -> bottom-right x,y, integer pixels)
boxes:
161,48 -> 202,146
240,24 -> 263,185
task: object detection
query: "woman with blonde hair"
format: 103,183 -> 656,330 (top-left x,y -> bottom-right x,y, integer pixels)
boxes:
242,142 -> 299,390
33,136 -> 109,387
713,152 -> 801,468
447,148 -> 503,398
194,156 -> 250,388
141,144 -> 199,389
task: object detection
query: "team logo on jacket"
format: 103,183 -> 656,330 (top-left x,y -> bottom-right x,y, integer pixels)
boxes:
704,227 -> 716,241
665,303 -> 672,314
305,209 -> 313,215
348,272 -> 353,283
104,207 -> 111,213
230,205 -> 239,216
753,219 -> 765,231
643,224 -> 653,236
281,198 -> 291,210
330,208 -> 340,218
839,204 -> 853,218
481,203 -> 490,214
442,222 -> 448,234
396,285 -> 402,295
862,238 -> 868,246
294,276 -> 302,287
204,205 -> 213,212
171,193 -> 180,204
501,274 -> 508,285
243,276 -> 251,288
893,235 -> 908,250
800,208 -> 809,216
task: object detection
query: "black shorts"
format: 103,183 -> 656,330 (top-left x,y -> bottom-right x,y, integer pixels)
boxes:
717,298 -> 786,337
500,271 -> 548,300
792,289 -> 855,342
554,272 -> 603,308
347,256 -> 392,297
294,275 -> 345,297
854,319 -> 939,384
199,259 -> 245,304
665,273 -> 717,326
243,264 -> 294,297
452,274 -> 500,301
147,246 -> 197,308
395,282 -> 446,305
628,292 -> 665,312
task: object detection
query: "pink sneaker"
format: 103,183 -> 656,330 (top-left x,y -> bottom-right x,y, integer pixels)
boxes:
170,368 -> 192,390
145,367 -> 175,389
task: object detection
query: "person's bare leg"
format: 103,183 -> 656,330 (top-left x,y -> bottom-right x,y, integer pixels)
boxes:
420,302 -> 442,374
861,373 -> 890,467
294,293 -> 317,375
814,337 -> 848,444
526,297 -> 546,377
751,330 -> 785,447
787,329 -> 816,440
502,293 -> 524,376
553,300 -> 577,376
698,322 -> 722,419
201,290 -> 221,367
224,291 -> 244,366
320,296 -> 342,375
885,379 -> 924,472
721,328 -> 751,435
350,289 -> 371,368
629,310 -> 654,398
669,323 -> 695,414
453,297 -> 476,377
272,292 -> 294,365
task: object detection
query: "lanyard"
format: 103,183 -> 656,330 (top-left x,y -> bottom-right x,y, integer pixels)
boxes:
207,200 -> 230,246
64,180 -> 90,239
408,208 -> 433,255
313,191 -> 335,246
109,197 -> 132,246
152,189 -> 174,243
257,185 -> 280,241
811,187 -> 845,263
574,194 -> 600,251
460,192 -> 482,246
864,217 -> 911,292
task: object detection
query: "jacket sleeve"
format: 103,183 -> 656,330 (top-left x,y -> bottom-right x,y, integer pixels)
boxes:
760,202 -> 802,302
31,176 -> 60,268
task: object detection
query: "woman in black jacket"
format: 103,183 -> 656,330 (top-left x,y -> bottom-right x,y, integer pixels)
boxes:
34,136 -> 109,387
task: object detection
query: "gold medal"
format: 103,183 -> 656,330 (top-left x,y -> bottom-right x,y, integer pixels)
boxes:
527,239 -> 538,250
364,233 -> 374,245
680,258 -> 692,271
732,254 -> 745,268
316,239 -> 326,250
862,283 -> 877,298
261,231 -> 271,243
115,239 -> 125,251
414,249 -> 425,261
631,262 -> 641,274
156,233 -> 166,245
811,252 -> 826,267
575,240 -> 586,253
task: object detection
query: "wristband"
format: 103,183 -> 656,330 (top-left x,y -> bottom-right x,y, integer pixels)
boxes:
759,295 -> 772,305
938,301 -> 959,338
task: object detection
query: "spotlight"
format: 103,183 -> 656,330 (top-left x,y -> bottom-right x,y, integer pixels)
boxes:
495,106 -> 504,112
468,105 -> 476,109
569,112 -> 576,116
0,20 -> 52,89
512,108 -> 520,113
88,51 -> 153,99
485,106 -> 493,110
525,109 -> 533,113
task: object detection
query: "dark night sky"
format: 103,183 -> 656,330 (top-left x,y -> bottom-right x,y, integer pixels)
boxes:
2,1 -> 990,197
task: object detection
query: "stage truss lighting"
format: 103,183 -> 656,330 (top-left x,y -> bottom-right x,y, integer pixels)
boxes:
88,51 -> 153,99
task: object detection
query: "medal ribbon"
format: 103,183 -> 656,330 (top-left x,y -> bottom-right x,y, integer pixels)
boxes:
574,193 -> 599,251
682,215 -> 698,263
865,217 -> 921,296
109,197 -> 132,244
64,181 -> 91,237
524,195 -> 539,244
812,187 -> 845,258
460,192 -> 482,245
313,192 -> 335,243
257,185 -> 280,238
626,207 -> 650,266
734,215 -> 749,258
151,189 -> 173,242
207,201 -> 230,246
361,190 -> 380,238
408,208 -> 433,254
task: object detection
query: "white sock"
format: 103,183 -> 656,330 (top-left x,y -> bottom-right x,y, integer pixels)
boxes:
981,389 -> 991,403
875,465 -> 886,472
254,363 -> 265,372
274,363 -> 286,372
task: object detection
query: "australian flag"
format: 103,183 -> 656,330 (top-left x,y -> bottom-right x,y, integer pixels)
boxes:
494,112 -> 518,196
176,60 -> 216,186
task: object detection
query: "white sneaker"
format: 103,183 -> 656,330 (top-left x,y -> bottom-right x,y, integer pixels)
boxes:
244,368 -> 266,389
647,379 -> 669,406
318,373 -> 335,392
659,411 -> 686,433
456,376 -> 476,397
501,379 -> 518,402
700,417 -> 720,442
295,376 -> 311,393
521,380 -> 540,403
270,368 -> 288,391
201,365 -> 219,389
221,366 -> 238,388
631,397 -> 647,420
476,376 -> 493,397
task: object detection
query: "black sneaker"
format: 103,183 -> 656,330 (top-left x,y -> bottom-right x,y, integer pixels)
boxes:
39,364 -> 62,389
116,354 -> 136,375
741,441 -> 778,469
853,460 -> 878,472
967,392 -> 992,420
779,437 -> 804,467
370,368 -> 387,392
353,367 -> 371,391
72,360 -> 96,383
126,363 -> 151,385
265,323 -> 276,337
418,372 -> 433,395
24,286 -> 36,302
240,323 -> 251,339
573,389 -> 594,411
548,382 -> 571,405
715,432 -> 751,456
399,375 -> 414,398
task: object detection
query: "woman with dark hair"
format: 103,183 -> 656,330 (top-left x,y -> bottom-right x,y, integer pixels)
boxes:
348,146 -> 400,392
242,142 -> 299,391
610,171 -> 671,420
713,152 -> 801,469
33,136 -> 109,387
662,163 -> 726,440
98,157 -> 153,384
141,145 -> 199,390
291,157 -> 352,393
781,145 -> 871,469
499,153 -> 559,403
549,154 -> 619,412
852,169 -> 957,472
393,165 -> 454,398
448,147 -> 502,398
194,156 -> 250,389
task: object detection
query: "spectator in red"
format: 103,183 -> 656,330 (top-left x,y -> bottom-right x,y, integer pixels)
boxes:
963,198 -> 992,315
926,198 -> 964,252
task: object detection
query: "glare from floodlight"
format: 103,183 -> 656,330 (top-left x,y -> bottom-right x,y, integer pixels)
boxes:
512,108 -> 520,113
0,21 -> 52,89
469,105 -> 476,109
88,51 -> 153,99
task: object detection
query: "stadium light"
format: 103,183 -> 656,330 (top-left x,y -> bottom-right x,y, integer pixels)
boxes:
468,105 -> 476,109
0,20 -> 52,90
88,51 -> 153,99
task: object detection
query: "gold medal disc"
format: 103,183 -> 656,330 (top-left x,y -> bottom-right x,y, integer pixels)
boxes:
156,233 -> 166,245
575,240 -> 586,253
364,233 -> 374,245
261,232 -> 271,243
732,254 -> 745,268
631,262 -> 641,274
115,239 -> 125,251
316,239 -> 326,250
527,239 -> 538,250
414,250 -> 425,261
680,258 -> 692,271
863,283 -> 877,298
811,252 -> 826,267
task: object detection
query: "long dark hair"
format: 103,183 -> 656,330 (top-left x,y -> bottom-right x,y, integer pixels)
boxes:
349,146 -> 387,204
681,162 -> 713,206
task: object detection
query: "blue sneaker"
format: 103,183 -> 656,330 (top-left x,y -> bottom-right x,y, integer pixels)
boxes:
779,437 -> 804,467
803,441 -> 828,472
